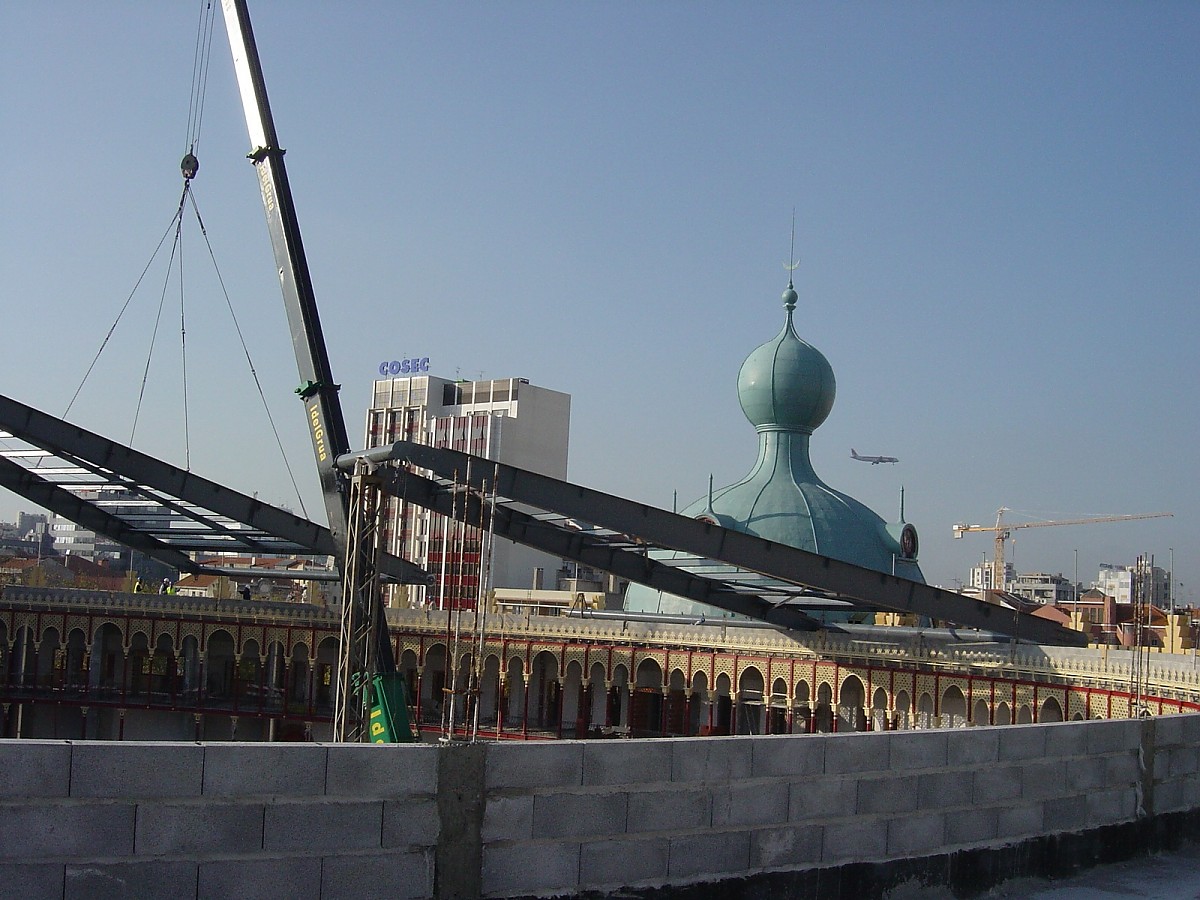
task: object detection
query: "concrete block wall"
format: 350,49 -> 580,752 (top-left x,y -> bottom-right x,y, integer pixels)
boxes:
0,740 -> 440,900
3,714 -> 1200,898
476,718 -> 1176,897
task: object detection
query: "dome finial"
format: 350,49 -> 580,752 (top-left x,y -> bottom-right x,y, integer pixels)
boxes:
783,208 -> 799,310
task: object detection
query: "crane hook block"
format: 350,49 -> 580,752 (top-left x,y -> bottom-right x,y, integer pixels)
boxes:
181,153 -> 199,180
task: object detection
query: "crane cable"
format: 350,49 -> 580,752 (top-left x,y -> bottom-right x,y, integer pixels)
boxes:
63,0 -> 311,518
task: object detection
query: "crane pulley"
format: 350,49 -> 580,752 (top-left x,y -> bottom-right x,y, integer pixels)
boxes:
952,508 -> 1173,592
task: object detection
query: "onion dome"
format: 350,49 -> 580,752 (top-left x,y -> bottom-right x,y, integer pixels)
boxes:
737,282 -> 835,433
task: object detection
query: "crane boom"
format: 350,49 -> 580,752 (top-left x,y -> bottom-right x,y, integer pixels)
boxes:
219,0 -> 409,741
952,509 -> 1173,592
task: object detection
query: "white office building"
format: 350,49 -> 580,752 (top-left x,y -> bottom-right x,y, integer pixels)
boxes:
364,373 -> 571,609
1093,562 -> 1171,607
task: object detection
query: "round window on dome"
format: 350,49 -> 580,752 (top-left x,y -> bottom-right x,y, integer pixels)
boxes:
900,524 -> 919,560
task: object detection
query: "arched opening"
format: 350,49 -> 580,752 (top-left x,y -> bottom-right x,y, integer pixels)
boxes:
995,701 -> 1012,726
92,623 -> 124,696
972,698 -> 990,727
562,661 -> 584,737
814,682 -> 834,733
838,675 -> 867,732
35,626 -> 60,689
664,669 -> 688,736
940,686 -> 967,728
528,651 -> 560,732
871,687 -> 889,731
65,628 -> 88,691
713,673 -> 732,735
205,631 -> 236,703
314,636 -> 339,715
421,644 -> 448,726
588,661 -> 608,730
793,680 -> 812,733
477,654 -> 501,729
690,671 -> 710,735
916,692 -> 935,729
1016,704 -> 1033,724
610,664 -> 630,731
768,677 -> 790,734
1040,697 -> 1064,723
127,631 -> 151,700
631,658 -> 664,737
504,656 -> 527,732
736,667 -> 765,735
893,690 -> 912,730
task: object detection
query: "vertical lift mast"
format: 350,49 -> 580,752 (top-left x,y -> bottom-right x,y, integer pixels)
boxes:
219,0 -> 407,741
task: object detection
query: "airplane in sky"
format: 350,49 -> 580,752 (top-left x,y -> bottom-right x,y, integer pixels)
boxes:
851,448 -> 898,465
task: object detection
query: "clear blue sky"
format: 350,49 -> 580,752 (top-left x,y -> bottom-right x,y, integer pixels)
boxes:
2,3 -> 1197,599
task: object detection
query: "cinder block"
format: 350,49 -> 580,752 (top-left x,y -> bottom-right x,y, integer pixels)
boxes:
750,734 -> 824,778
1042,794 -> 1087,832
822,819 -> 887,864
320,850 -> 433,900
65,859 -> 198,900
1043,721 -> 1089,757
583,740 -> 672,786
0,862 -> 64,897
917,769 -> 973,810
995,801 -> 1043,839
1152,714 -> 1185,747
533,791 -> 628,839
0,740 -> 70,798
135,801 -> 263,856
482,841 -> 580,896
202,744 -> 327,798
1085,718 -> 1141,756
198,854 -> 321,900
1168,746 -> 1200,778
1087,786 -> 1137,824
667,830 -> 751,878
323,743 -> 438,799
1177,713 -> 1200,745
485,742 -> 583,790
1066,758 -> 1107,792
627,788 -> 711,833
671,736 -> 752,783
996,726 -> 1047,761
264,799 -> 383,852
856,775 -> 918,815
1104,751 -> 1141,786
888,731 -> 947,772
789,776 -> 857,821
0,802 -> 134,860
714,780 -> 788,828
580,836 -> 669,887
1152,779 -> 1185,816
887,810 -> 945,856
1020,760 -> 1068,801
480,794 -> 532,843
972,765 -> 1022,804
382,797 -> 440,848
750,824 -> 822,870
821,732 -> 890,776
71,741 -> 203,799
944,806 -> 997,846
946,729 -> 998,767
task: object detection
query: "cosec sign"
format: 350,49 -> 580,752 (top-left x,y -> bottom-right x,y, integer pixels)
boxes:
378,357 -> 430,376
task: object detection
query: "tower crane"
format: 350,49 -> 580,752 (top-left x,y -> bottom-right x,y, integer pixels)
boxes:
952,509 -> 1172,593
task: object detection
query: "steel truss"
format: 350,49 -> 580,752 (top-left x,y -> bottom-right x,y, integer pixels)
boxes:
341,442 -> 1086,647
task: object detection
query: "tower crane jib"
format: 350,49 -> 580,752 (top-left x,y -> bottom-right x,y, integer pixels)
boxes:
951,509 -> 1173,592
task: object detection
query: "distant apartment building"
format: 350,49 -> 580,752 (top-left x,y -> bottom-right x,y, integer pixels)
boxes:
1093,562 -> 1171,606
968,562 -> 1015,592
364,373 -> 571,609
1004,572 -> 1076,605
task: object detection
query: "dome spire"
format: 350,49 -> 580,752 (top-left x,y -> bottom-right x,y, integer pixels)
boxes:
784,208 -> 799,312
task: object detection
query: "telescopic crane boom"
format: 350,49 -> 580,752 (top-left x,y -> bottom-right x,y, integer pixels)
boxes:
219,0 -> 411,741
952,508 -> 1172,591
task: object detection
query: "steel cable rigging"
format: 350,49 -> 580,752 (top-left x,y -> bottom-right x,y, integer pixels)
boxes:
60,0 -> 311,518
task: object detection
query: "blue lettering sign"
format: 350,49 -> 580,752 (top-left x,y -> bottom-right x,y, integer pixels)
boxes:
378,358 -> 431,377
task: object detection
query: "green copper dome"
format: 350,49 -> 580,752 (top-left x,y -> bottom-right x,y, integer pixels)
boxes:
737,284 -> 835,433
625,274 -> 923,621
